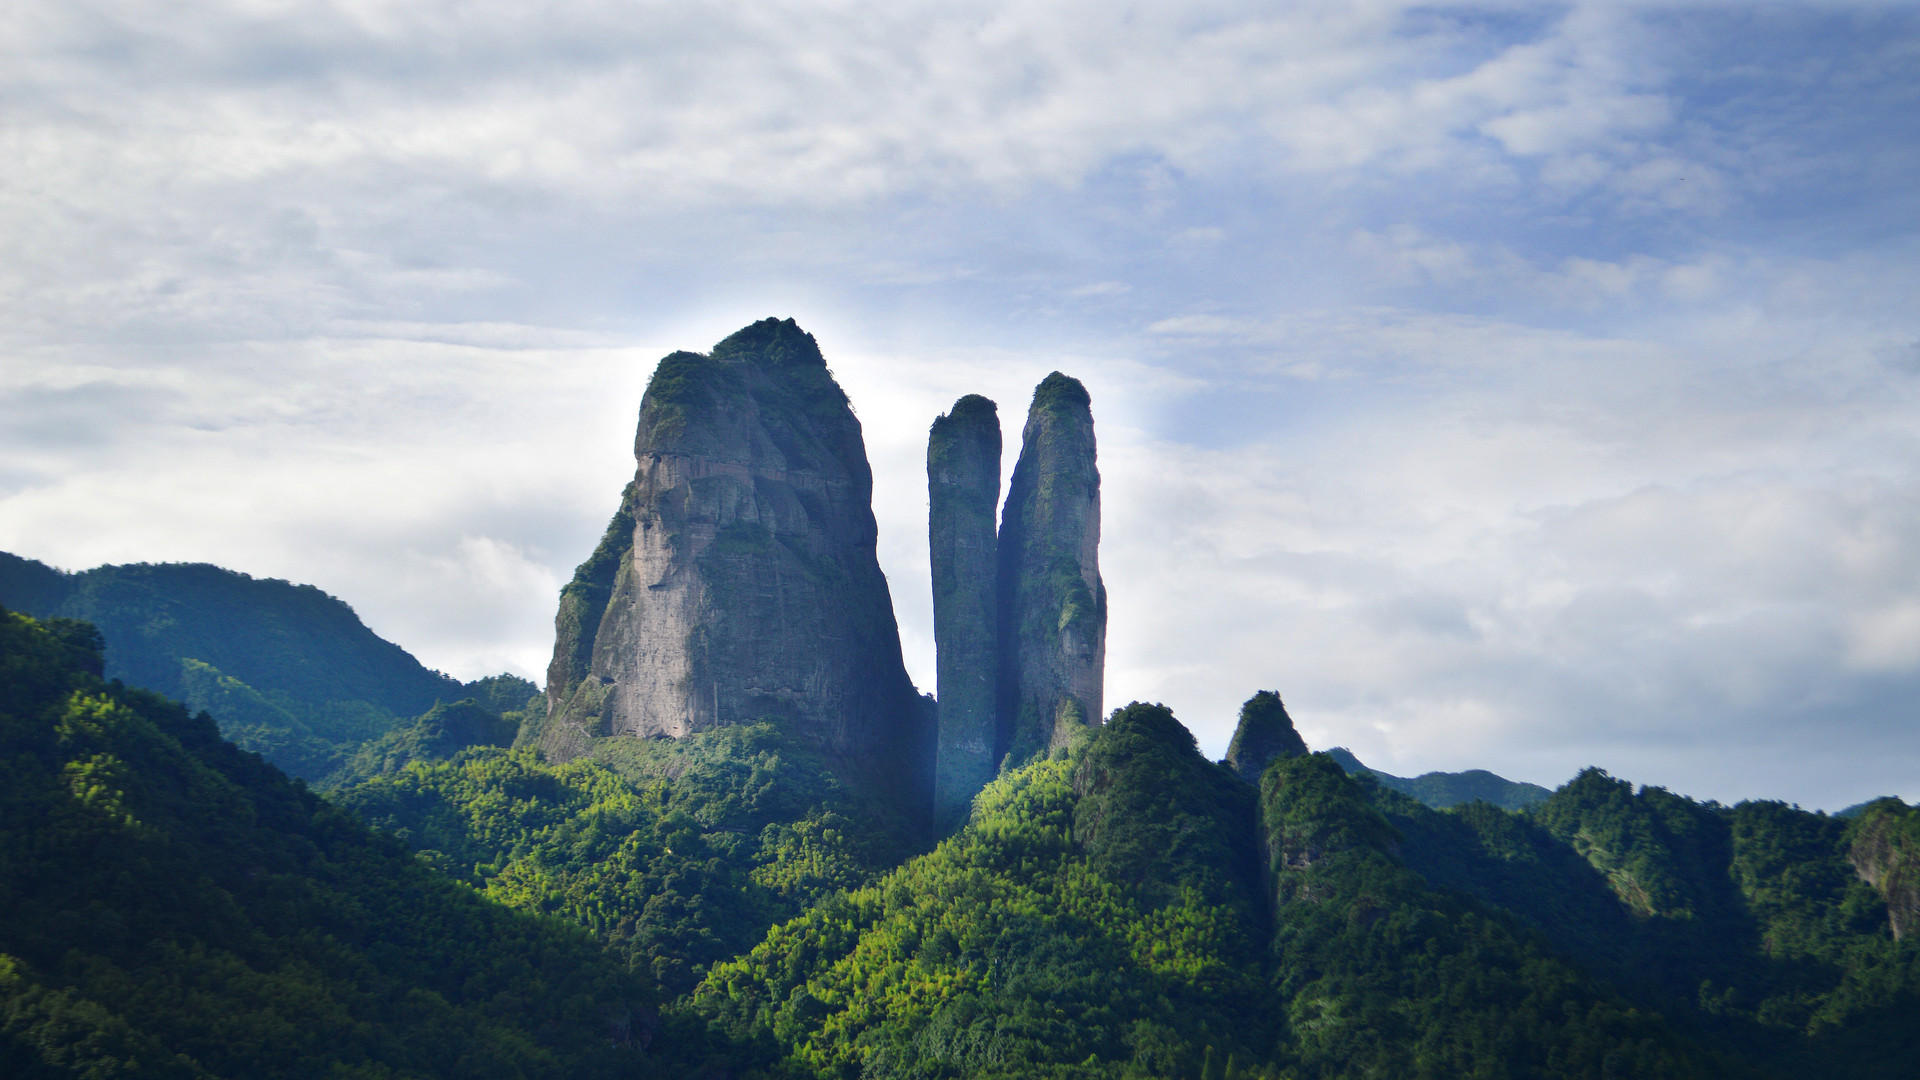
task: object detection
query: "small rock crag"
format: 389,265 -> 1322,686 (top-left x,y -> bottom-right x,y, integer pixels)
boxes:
996,372 -> 1105,766
1848,800 -> 1920,941
540,318 -> 927,796
1224,690 -> 1308,784
928,395 -> 1001,830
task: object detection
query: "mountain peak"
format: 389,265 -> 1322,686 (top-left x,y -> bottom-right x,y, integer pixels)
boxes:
541,321 -> 929,810
1224,689 -> 1307,783
929,393 -> 1002,831
996,372 -> 1105,766
709,316 -> 828,369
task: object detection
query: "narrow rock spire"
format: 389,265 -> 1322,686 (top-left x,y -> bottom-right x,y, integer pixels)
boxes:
1224,690 -> 1307,784
929,395 -> 1001,831
997,372 -> 1105,767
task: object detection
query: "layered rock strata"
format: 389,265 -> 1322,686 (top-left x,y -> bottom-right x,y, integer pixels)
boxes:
996,372 -> 1106,766
1224,690 -> 1308,784
540,319 -> 928,798
928,395 -> 1001,830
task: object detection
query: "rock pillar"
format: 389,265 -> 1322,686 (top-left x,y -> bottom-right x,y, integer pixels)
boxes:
928,395 -> 1001,830
996,372 -> 1105,766
540,318 -> 928,805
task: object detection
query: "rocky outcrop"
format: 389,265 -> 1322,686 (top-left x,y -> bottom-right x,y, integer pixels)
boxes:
1258,753 -> 1400,905
540,319 -> 929,801
1849,800 -> 1920,940
1224,690 -> 1307,784
928,395 -> 1001,830
996,373 -> 1106,766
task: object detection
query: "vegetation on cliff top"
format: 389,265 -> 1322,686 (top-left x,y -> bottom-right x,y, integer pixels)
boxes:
640,319 -> 856,468
1029,371 -> 1092,415
1223,690 -> 1306,783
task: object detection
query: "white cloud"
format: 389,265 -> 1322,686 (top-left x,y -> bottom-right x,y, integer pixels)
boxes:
1846,603 -> 1920,672
0,330 -> 658,680
1,0 -> 1918,811
1092,303 -> 1920,808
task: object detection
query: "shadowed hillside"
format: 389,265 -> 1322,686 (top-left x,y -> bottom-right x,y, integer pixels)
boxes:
0,553 -> 537,783
0,606 -> 657,1078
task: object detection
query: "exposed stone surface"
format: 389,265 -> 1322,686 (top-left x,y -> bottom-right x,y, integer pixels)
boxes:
1224,690 -> 1308,784
540,319 -> 929,801
541,487 -> 637,726
1848,801 -> 1920,941
996,372 -> 1105,766
928,395 -> 1001,831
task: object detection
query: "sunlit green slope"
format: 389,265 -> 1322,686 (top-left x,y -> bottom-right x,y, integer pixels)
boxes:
680,703 -> 1729,1079
340,723 -> 922,999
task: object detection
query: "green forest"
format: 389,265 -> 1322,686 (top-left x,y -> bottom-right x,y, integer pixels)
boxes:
0,608 -> 652,1078
2,556 -> 1918,1078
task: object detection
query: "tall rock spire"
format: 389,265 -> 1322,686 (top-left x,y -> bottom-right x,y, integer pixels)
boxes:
997,372 -> 1106,766
928,395 -> 1001,830
537,318 -> 928,802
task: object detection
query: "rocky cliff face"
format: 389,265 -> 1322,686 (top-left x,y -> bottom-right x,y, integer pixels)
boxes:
540,319 -> 928,799
996,372 -> 1105,766
1849,800 -> 1920,940
928,395 -> 1001,830
1224,690 -> 1308,784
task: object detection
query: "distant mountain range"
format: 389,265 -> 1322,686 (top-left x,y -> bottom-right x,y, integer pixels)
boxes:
1324,746 -> 1553,811
0,551 -> 535,785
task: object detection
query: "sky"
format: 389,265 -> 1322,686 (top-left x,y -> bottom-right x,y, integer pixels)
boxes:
3,0 -> 1919,810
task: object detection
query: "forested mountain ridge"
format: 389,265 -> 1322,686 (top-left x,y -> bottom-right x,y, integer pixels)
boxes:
683,703 -> 1742,1079
0,606 -> 656,1079
8,579 -> 1919,1077
1375,768 -> 1920,1077
0,552 -> 540,784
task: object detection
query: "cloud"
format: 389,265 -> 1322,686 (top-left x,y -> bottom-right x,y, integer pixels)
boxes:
0,330 -> 659,678
1,0 -> 1918,812
1090,301 -> 1920,809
